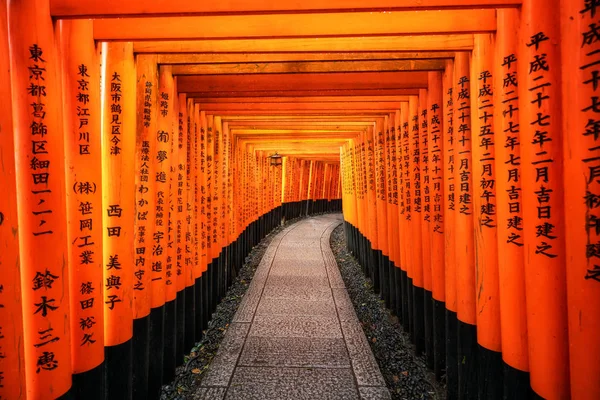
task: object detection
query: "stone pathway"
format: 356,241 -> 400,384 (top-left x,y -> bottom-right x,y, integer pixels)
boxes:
195,214 -> 391,400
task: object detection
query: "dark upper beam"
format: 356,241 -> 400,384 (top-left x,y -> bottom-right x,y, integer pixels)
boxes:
51,0 -> 519,17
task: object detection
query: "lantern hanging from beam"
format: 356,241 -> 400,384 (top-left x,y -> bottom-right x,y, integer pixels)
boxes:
269,152 -> 282,167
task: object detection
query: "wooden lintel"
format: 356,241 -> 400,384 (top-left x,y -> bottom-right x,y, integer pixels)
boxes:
133,35 -> 474,53
194,96 -> 409,103
171,59 -> 446,75
51,0 -> 520,18
158,52 -> 455,65
183,89 -> 421,98
195,102 -> 403,111
94,10 -> 495,40
178,72 -> 428,93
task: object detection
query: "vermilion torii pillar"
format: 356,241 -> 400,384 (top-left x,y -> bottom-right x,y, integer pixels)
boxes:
58,19 -> 105,398
0,2 -> 26,398
561,0 -> 600,398
471,33 -> 503,399
101,41 -> 136,399
9,0 -> 73,397
519,0 -> 569,397
494,8 -> 531,398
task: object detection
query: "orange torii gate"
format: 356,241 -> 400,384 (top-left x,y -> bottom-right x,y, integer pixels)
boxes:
1,0 -> 600,399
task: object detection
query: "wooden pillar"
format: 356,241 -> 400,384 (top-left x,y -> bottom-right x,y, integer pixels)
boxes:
160,67 -> 177,384
365,127 -> 380,293
471,33 -> 503,399
453,51 -> 478,399
9,0 -> 73,397
394,109 -> 406,325
560,1 -> 600,398
132,54 -> 157,399
172,85 -> 186,371
58,19 -> 105,398
400,101 -> 413,335
494,8 -> 531,398
374,119 -> 389,303
409,95 -> 425,353
442,59 -> 459,400
427,71 -> 446,381
0,2 -> 26,397
101,41 -> 136,399
387,113 -> 401,316
191,105 -> 202,337
419,89 -> 434,368
519,0 -> 569,397
179,95 -> 194,353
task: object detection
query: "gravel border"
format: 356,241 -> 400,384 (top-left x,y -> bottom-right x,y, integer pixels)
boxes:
160,218 -> 301,400
329,224 -> 446,400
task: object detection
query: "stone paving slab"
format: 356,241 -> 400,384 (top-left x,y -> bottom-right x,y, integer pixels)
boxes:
261,283 -> 333,302
340,321 -> 387,387
201,323 -> 251,387
249,314 -> 343,339
196,215 -> 389,399
225,367 -> 360,400
193,387 -> 227,400
358,386 -> 393,400
238,337 -> 351,368
255,297 -> 337,317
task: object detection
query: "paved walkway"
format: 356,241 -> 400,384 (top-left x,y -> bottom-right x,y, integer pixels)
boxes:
195,214 -> 390,400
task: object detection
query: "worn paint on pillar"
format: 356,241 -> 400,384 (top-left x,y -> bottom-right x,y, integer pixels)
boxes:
58,19 -> 105,373
0,2 -> 26,397
101,42 -> 135,345
494,8 -> 530,375
519,0 -> 570,397
9,0 -> 73,396
133,54 -> 157,320
561,0 -> 600,398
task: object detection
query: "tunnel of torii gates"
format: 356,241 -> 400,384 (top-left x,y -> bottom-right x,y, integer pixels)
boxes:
0,0 -> 599,399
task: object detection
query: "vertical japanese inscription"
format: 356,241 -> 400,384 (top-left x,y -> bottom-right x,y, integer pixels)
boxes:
580,0 -> 600,282
526,31 -> 561,259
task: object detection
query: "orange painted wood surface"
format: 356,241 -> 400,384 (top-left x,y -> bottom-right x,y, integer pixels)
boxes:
9,0 -> 73,396
58,18 -> 105,373
0,1 -> 26,397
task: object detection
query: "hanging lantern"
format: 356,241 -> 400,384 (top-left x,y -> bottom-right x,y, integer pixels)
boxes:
269,152 -> 282,167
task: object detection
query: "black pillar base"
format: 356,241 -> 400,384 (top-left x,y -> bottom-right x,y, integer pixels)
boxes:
183,284 -> 195,351
72,360 -> 104,400
105,339 -> 133,400
163,299 -> 177,384
132,315 -> 150,399
148,306 -> 165,400
412,285 -> 425,355
424,289 -> 434,369
457,320 -> 478,400
503,363 -> 534,400
433,298 -> 446,381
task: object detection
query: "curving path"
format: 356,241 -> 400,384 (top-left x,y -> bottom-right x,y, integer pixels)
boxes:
195,214 -> 390,400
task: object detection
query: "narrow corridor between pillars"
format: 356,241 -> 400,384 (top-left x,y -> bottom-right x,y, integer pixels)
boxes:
195,214 -> 390,400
